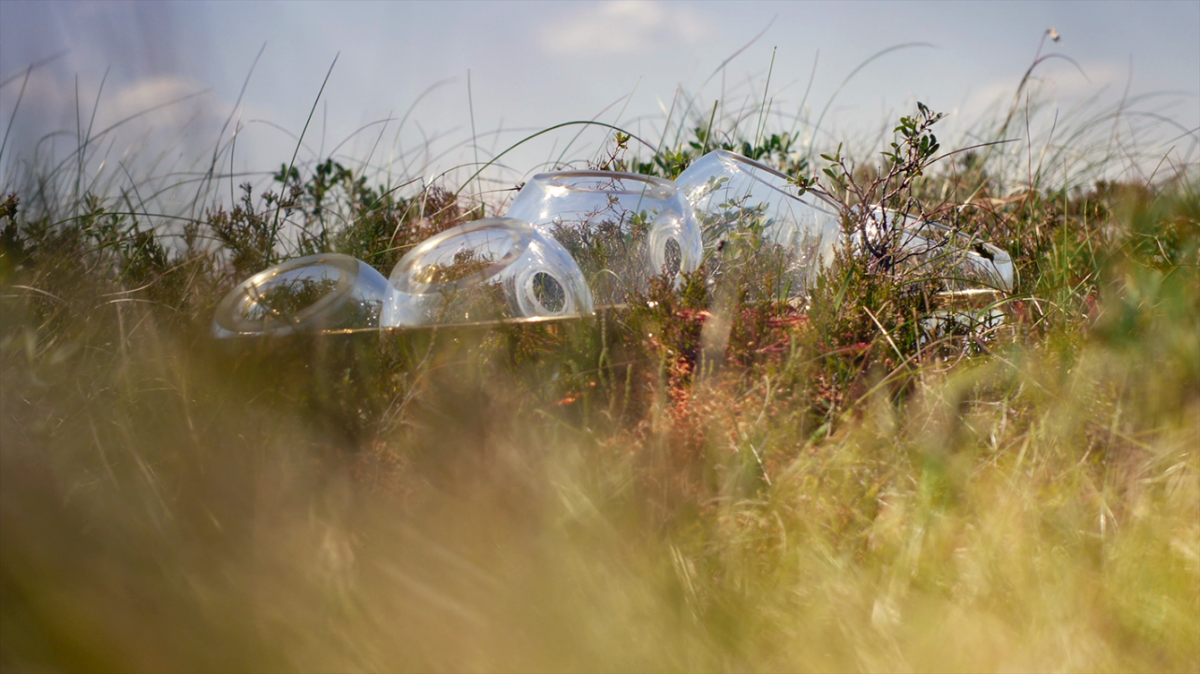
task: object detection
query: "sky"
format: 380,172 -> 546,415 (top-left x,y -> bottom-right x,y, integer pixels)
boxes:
1,0 -> 1197,204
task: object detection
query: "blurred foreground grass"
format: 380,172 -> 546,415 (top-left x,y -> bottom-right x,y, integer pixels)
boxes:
1,96 -> 1198,672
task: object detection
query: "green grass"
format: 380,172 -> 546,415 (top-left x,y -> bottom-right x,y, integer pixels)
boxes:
1,59 -> 1198,672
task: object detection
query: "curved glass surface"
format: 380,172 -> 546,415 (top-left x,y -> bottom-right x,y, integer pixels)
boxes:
213,253 -> 396,337
505,171 -> 703,306
854,207 -> 1015,293
674,150 -> 843,302
385,218 -> 594,326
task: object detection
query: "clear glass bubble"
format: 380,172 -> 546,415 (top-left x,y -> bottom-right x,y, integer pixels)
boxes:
505,171 -> 703,306
853,206 -> 1015,293
213,253 -> 396,337
384,217 -> 594,326
674,150 -> 843,303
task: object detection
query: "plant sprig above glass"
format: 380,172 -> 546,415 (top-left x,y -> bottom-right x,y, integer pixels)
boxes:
674,150 -> 843,307
853,206 -> 1015,295
505,171 -> 703,307
851,206 -> 1016,345
384,218 -> 593,327
213,253 -> 397,337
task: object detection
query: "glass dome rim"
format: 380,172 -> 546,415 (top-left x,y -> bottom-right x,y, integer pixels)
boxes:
391,217 -> 536,294
706,149 -> 839,213
214,252 -> 360,335
525,169 -> 678,197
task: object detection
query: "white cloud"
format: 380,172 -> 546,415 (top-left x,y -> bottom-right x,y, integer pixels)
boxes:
959,60 -> 1126,122
3,71 -> 214,136
0,70 -> 231,180
539,0 -> 711,57
98,75 -> 212,129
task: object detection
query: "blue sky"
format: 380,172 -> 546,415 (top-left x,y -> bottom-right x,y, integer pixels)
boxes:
2,0 -> 1197,197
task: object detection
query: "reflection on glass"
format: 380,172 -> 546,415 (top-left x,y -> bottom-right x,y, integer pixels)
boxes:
505,171 -> 702,306
213,253 -> 396,337
675,150 -> 843,304
385,218 -> 593,326
856,207 -> 1015,293
854,206 -> 1016,344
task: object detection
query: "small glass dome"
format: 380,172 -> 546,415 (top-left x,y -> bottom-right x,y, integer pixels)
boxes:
674,150 -> 843,303
506,171 -> 703,306
213,253 -> 396,337
385,218 -> 594,326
